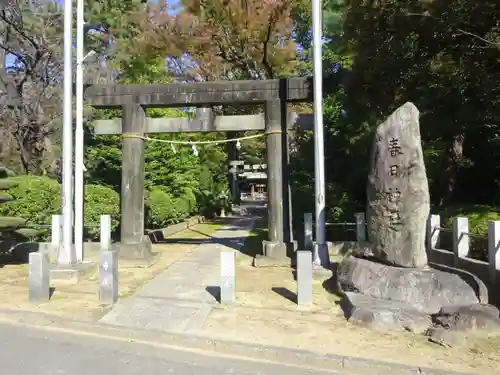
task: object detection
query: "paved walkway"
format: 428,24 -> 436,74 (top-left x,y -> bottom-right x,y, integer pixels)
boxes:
99,215 -> 256,334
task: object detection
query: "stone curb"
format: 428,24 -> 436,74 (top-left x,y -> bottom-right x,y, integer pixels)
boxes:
0,308 -> 473,375
146,215 -> 205,240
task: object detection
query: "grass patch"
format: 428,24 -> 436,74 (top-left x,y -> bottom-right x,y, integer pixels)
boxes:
468,334 -> 500,356
179,222 -> 223,239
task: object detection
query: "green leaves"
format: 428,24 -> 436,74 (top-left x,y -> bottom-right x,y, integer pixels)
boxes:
147,187 -> 178,228
0,175 -> 120,241
83,184 -> 120,239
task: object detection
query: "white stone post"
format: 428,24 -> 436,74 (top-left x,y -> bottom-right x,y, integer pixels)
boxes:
453,216 -> 469,266
355,212 -> 366,243
488,220 -> 500,285
28,252 -> 50,303
99,250 -> 118,305
100,215 -> 111,251
51,214 -> 62,255
297,250 -> 313,305
304,213 -> 313,250
220,251 -> 236,304
427,214 -> 441,251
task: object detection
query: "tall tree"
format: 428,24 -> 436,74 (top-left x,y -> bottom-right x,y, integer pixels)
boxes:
132,0 -> 299,81
0,0 -> 63,174
342,0 -> 500,206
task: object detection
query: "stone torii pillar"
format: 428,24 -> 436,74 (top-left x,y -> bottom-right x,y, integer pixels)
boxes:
119,104 -> 150,259
254,99 -> 295,267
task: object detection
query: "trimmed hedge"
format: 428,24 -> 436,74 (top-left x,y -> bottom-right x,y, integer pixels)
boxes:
1,175 -> 227,241
0,176 -> 60,240
0,168 -> 26,238
84,184 -> 120,240
0,176 -> 120,241
146,186 -> 200,229
147,187 -> 178,229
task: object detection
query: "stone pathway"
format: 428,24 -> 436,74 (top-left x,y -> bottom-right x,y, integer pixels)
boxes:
99,216 -> 256,334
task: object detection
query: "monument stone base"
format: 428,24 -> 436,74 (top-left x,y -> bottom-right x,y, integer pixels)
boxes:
338,255 -> 487,314
253,240 -> 297,268
337,255 -> 500,344
112,236 -> 153,261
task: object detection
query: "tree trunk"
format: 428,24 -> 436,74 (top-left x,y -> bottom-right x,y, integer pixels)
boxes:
438,134 -> 465,208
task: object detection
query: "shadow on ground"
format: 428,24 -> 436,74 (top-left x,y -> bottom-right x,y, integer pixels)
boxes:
151,234 -> 250,253
149,215 -> 270,260
205,286 -> 221,303
272,286 -> 297,304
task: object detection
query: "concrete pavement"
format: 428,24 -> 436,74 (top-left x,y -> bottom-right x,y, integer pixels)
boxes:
99,216 -> 255,333
0,322 -> 344,375
0,308 -> 474,375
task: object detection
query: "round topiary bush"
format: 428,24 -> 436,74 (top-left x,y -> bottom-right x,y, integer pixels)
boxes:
147,187 -> 178,229
84,184 -> 120,240
0,168 -> 25,233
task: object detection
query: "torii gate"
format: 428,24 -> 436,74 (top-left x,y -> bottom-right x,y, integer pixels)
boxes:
84,78 -> 315,266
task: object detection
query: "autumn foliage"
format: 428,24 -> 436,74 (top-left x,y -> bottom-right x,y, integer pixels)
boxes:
134,0 -> 298,81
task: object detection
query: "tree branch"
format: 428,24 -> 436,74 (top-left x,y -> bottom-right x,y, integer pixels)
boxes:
406,12 -> 499,49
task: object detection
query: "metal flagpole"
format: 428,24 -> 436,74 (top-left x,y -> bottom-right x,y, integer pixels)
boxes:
58,0 -> 76,265
312,0 -> 329,268
75,0 -> 85,263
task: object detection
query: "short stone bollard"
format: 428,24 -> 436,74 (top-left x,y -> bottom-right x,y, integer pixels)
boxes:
99,250 -> 118,305
100,215 -> 111,251
297,250 -> 313,306
28,252 -> 50,303
220,251 -> 235,304
51,214 -> 62,253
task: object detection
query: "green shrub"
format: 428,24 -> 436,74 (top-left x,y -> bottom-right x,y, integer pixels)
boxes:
196,188 -> 231,218
0,176 -> 120,241
0,167 -> 15,179
197,190 -> 218,217
441,205 -> 500,261
0,176 -> 60,239
0,168 -> 27,241
84,184 -> 120,240
148,187 -> 178,229
183,188 -> 197,214
174,197 -> 190,220
442,205 -> 500,234
174,188 -> 197,220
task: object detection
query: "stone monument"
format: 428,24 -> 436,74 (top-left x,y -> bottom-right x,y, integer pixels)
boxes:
366,102 -> 429,268
337,102 -> 500,346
